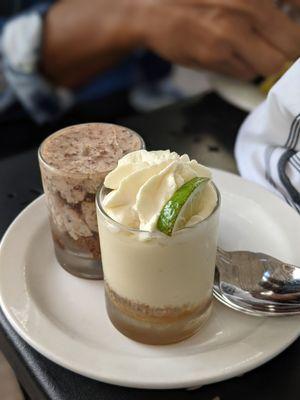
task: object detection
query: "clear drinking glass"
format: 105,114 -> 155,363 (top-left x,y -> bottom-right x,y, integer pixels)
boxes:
38,123 -> 145,280
96,184 -> 220,344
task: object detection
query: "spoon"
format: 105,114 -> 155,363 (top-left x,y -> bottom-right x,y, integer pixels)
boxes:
213,248 -> 300,316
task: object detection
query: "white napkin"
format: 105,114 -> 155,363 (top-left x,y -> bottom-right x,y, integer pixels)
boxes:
235,59 -> 300,213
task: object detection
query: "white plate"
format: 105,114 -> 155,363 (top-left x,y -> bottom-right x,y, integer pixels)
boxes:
210,74 -> 266,112
1,169 -> 300,389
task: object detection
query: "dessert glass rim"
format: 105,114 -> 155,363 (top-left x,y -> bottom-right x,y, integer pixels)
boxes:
96,181 -> 221,236
38,122 -> 145,178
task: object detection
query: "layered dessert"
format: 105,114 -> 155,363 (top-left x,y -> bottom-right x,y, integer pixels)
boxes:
96,150 -> 220,344
38,123 -> 144,279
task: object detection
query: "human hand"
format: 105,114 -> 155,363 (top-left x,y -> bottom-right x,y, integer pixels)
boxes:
136,0 -> 300,79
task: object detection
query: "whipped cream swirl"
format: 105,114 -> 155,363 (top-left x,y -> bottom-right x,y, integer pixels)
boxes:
103,150 -> 217,231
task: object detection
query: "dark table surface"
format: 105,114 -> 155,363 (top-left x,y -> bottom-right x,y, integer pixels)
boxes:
1,93 -> 300,400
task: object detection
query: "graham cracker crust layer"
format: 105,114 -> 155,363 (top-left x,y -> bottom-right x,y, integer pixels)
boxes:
105,283 -> 212,344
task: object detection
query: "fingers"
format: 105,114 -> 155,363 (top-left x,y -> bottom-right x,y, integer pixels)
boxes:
206,53 -> 257,80
142,1 -> 296,80
211,14 -> 289,77
222,55 -> 257,80
233,28 -> 288,76
189,35 -> 257,80
212,63 -> 255,80
184,53 -> 256,80
197,0 -> 300,60
254,2 -> 300,60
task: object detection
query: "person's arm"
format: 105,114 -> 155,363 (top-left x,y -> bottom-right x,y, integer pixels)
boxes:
42,0 -> 300,88
3,0 -> 300,124
1,3 -> 74,124
41,0 -> 144,87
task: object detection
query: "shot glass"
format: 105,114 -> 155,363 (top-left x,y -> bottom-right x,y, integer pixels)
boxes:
96,183 -> 220,344
38,123 -> 144,279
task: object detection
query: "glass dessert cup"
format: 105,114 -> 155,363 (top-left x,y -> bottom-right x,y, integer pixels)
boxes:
96,184 -> 220,345
38,123 -> 145,280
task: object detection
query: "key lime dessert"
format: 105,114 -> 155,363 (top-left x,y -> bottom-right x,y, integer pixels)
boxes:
96,150 -> 220,344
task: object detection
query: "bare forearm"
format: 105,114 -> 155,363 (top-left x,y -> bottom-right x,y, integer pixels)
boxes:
41,0 -> 300,88
41,0 -> 143,87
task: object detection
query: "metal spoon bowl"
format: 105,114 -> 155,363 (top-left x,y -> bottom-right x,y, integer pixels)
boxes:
213,248 -> 300,316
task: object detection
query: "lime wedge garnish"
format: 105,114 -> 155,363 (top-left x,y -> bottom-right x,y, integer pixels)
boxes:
157,177 -> 210,236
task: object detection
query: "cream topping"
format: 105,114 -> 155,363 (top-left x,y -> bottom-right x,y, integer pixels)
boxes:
103,150 -> 217,232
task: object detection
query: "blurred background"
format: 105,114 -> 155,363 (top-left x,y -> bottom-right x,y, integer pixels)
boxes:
1,0 -> 300,158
